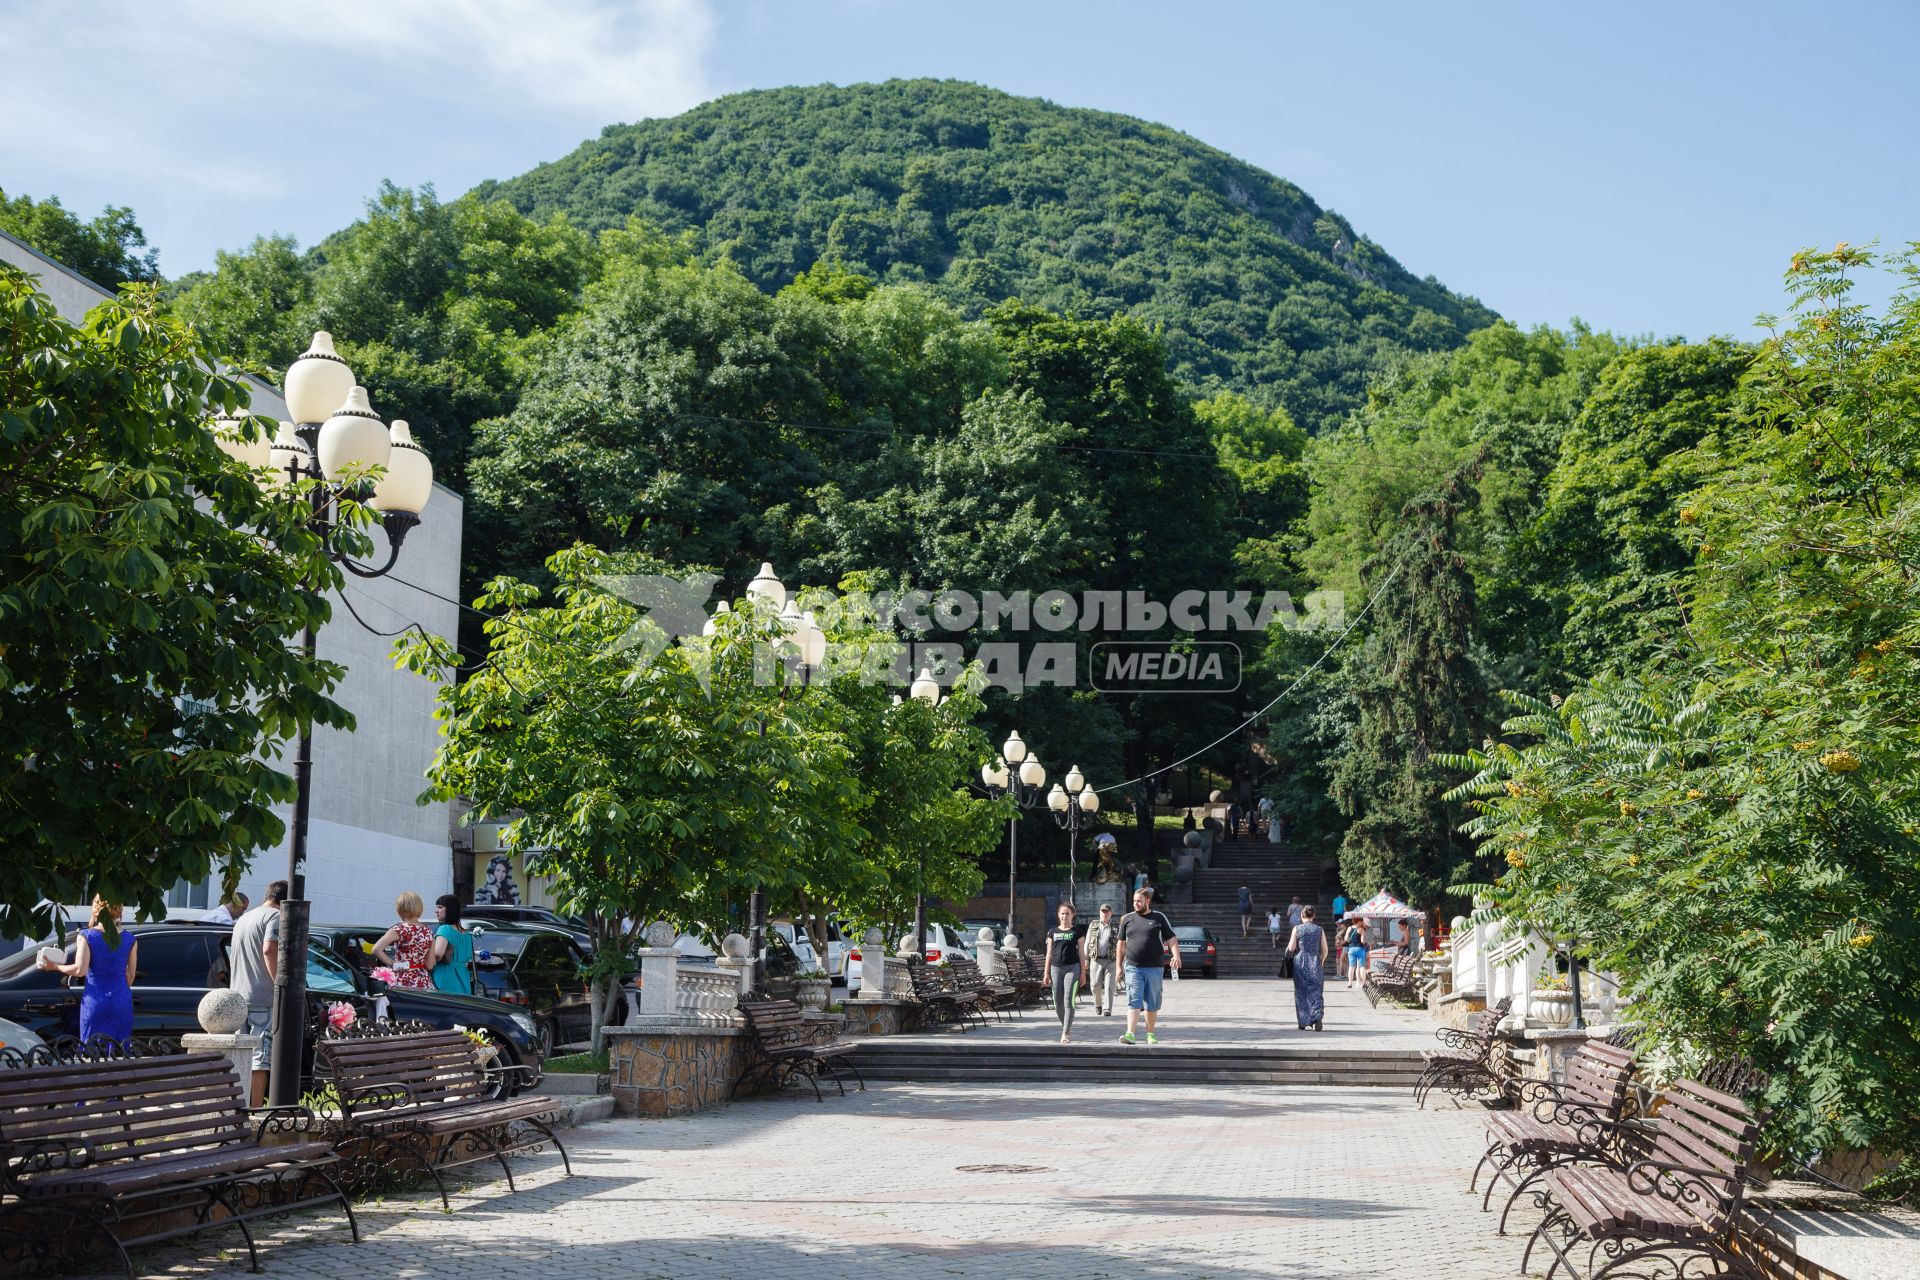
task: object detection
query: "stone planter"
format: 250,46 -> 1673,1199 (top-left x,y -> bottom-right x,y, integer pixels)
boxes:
794,977 -> 831,1012
1530,989 -> 1576,1028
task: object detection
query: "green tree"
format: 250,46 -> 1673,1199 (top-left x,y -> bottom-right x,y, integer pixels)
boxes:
0,269 -> 349,936
0,188 -> 161,288
1329,466 -> 1488,905
1193,390 -> 1309,588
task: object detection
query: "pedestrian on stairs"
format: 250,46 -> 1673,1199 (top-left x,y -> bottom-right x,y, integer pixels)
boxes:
1268,907 -> 1283,949
1084,905 -> 1121,1016
1227,800 -> 1244,836
1237,883 -> 1253,937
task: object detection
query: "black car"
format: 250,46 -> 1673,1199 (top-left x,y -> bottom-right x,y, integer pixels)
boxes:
1169,925 -> 1219,979
312,921 -> 604,1058
463,905 -> 594,951
0,922 -> 543,1084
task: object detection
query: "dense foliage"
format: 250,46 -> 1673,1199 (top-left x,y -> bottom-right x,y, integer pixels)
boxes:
0,268 -> 349,937
474,79 -> 1494,433
1,187 -> 161,289
1443,248 -> 1920,1162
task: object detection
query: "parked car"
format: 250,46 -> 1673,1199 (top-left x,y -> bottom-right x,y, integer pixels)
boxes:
961,919 -> 1007,951
0,1016 -> 47,1064
0,922 -> 543,1086
844,922 -> 976,993
1169,925 -> 1219,979
463,904 -> 594,951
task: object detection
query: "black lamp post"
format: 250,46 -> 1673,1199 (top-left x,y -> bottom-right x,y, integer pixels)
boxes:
245,332 -> 434,1109
980,732 -> 1047,939
1046,766 -> 1101,911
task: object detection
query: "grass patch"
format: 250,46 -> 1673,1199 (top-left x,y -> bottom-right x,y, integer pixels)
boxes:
544,1050 -> 609,1074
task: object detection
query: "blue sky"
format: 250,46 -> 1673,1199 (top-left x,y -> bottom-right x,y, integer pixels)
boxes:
4,0 -> 1914,340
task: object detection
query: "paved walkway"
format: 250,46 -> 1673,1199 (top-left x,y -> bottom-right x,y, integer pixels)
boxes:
98,1084 -> 1543,1279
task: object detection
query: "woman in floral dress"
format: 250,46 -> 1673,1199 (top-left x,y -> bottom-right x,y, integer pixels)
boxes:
370,891 -> 435,989
1287,905 -> 1329,1031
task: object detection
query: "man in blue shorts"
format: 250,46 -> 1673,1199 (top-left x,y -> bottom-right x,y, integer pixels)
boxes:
1114,887 -> 1180,1045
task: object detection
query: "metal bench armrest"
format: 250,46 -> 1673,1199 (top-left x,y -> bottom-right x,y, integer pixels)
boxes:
484,1062 -> 541,1090
1625,1158 -> 1739,1215
1,1136 -> 97,1188
248,1103 -> 320,1140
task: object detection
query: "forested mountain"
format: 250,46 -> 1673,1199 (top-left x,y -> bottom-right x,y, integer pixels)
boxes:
473,79 -> 1495,431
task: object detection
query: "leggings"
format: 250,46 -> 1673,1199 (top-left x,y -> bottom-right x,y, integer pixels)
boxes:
1052,964 -> 1081,1032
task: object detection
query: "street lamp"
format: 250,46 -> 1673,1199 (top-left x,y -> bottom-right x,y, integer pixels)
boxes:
980,731 -> 1046,937
1048,765 -> 1101,910
263,332 -> 433,1108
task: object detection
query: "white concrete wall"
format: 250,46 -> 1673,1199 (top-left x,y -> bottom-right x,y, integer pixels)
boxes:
3,228 -> 464,926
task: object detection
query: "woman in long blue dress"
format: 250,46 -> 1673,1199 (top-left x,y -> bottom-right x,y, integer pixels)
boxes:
1287,905 -> 1328,1032
37,897 -> 137,1048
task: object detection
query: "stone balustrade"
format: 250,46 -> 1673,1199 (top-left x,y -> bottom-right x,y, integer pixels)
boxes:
676,967 -> 743,1017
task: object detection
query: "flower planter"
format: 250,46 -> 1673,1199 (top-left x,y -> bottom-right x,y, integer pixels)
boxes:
1530,989 -> 1576,1028
794,978 -> 831,1012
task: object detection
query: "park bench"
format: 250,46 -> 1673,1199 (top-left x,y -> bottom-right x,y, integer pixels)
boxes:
1003,952 -> 1048,1005
735,999 -> 864,1100
316,1028 -> 569,1211
1471,1040 -> 1639,1232
0,1052 -> 357,1277
903,957 -> 982,1028
1364,951 -> 1421,1008
1413,996 -> 1513,1108
1520,1076 -> 1766,1280
948,956 -> 1017,1018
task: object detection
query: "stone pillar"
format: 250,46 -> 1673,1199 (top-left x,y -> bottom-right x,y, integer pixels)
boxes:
184,989 -> 258,1088
975,928 -> 1004,979
855,928 -> 890,1001
715,932 -> 753,998
636,921 -> 681,1016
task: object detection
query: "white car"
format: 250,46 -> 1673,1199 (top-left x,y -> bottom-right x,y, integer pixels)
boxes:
844,923 -> 978,993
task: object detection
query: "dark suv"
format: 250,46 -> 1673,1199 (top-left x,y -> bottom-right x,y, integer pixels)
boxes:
463,905 -> 594,951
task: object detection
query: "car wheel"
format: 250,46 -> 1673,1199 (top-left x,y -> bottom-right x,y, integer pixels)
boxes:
537,1017 -> 557,1060
488,1041 -> 522,1100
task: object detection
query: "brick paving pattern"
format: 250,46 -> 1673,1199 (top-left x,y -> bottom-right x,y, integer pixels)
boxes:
91,1076 -> 1534,1280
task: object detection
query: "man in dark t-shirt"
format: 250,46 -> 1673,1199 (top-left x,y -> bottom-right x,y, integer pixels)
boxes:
1113,887 -> 1180,1044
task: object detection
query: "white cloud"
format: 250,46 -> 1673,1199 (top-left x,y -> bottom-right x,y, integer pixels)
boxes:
0,0 -> 716,196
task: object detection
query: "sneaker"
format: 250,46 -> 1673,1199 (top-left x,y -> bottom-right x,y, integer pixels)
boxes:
1147,1033 -> 1159,1045
1119,1032 -> 1136,1044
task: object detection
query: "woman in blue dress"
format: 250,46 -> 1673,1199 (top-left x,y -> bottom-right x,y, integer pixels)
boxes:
1287,905 -> 1328,1032
37,897 -> 137,1048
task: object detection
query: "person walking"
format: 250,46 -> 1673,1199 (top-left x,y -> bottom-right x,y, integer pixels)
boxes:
38,896 -> 137,1050
370,891 -> 435,989
1042,903 -> 1084,1043
1226,801 -> 1243,837
1237,883 -> 1253,938
204,891 -> 248,926
1115,887 -> 1180,1045
228,880 -> 285,1106
1084,904 -> 1121,1016
1343,919 -> 1368,988
1288,905 -> 1328,1031
1267,907 -> 1284,950
430,895 -> 475,995
1331,892 -> 1348,922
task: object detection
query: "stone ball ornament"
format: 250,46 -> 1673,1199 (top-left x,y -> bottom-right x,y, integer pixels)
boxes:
1182,829 -> 1205,849
721,932 -> 752,959
863,927 -> 885,946
644,920 -> 678,948
197,988 -> 250,1035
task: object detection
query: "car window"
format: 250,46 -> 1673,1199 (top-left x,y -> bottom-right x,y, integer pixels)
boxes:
305,945 -> 357,995
134,932 -> 215,985
1173,927 -> 1207,942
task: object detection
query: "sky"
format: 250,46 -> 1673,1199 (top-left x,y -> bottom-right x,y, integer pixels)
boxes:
3,0 -> 1915,341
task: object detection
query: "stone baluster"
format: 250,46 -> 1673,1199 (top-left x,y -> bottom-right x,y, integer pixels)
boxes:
714,932 -> 753,998
855,928 -> 890,1001
975,928 -> 1004,979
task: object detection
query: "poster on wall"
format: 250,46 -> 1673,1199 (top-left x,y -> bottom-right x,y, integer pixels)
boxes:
474,853 -> 522,905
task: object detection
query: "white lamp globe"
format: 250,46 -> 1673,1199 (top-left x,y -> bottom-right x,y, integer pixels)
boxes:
1078,789 -> 1100,813
981,761 -> 1009,789
701,600 -> 732,637
1047,784 -> 1069,812
798,610 -> 828,667
284,331 -> 355,425
910,666 -> 941,704
1064,765 -> 1086,794
316,385 -> 390,483
746,562 -> 786,608
1019,757 -> 1047,788
369,420 -> 432,515
1001,730 -> 1028,764
264,422 -> 311,491
212,413 -> 270,470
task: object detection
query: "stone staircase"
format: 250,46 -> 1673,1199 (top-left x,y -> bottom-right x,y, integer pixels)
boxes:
851,1039 -> 1422,1087
1173,835 -> 1337,979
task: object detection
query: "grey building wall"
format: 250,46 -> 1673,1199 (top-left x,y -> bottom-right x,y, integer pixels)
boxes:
3,229 -> 465,924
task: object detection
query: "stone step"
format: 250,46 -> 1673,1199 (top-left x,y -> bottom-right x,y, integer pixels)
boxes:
857,1067 -> 1417,1087
849,1040 -> 1424,1087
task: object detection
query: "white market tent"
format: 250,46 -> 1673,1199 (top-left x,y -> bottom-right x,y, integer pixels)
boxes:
1345,889 -> 1421,919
